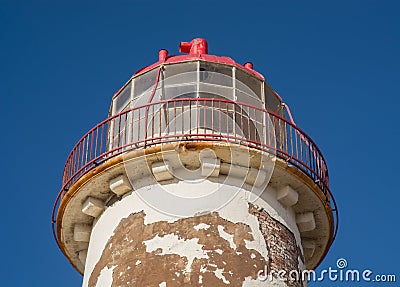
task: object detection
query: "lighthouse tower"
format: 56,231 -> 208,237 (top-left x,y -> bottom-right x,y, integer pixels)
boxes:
52,38 -> 337,287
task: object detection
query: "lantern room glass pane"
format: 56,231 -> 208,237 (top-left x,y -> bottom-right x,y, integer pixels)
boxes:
162,62 -> 198,100
163,62 -> 197,86
163,84 -> 197,100
235,68 -> 262,102
236,90 -> 262,107
113,81 -> 132,114
133,68 -> 158,99
199,62 -> 233,86
198,83 -> 233,100
132,88 -> 162,108
264,83 -> 284,116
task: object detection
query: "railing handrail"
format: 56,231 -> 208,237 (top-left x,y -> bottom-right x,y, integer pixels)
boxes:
53,98 -> 338,252
62,98 -> 329,180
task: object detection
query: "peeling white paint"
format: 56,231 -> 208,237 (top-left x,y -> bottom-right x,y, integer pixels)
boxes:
135,260 -> 141,265
143,233 -> 208,274
242,276 -> 260,286
193,223 -> 211,231
159,282 -> 166,287
217,225 -> 236,250
215,248 -> 223,255
214,268 -> 230,284
96,265 -> 116,287
242,275 -> 289,287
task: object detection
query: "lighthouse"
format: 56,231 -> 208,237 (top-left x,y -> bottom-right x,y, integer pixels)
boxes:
52,38 -> 337,286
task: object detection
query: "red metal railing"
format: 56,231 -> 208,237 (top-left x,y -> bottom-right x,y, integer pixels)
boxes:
52,98 -> 338,248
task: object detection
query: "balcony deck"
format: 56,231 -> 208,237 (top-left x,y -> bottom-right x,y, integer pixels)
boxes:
52,98 -> 338,265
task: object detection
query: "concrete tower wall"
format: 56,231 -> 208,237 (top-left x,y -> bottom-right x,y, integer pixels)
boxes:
82,165 -> 304,287
66,144 -> 325,287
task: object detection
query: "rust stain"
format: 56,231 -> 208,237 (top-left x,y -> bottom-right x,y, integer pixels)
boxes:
88,211 -> 267,287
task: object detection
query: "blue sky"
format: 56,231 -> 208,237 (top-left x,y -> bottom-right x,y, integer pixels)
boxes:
1,1 -> 399,286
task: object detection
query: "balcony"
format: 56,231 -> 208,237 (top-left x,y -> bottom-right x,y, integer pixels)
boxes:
52,98 -> 337,250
